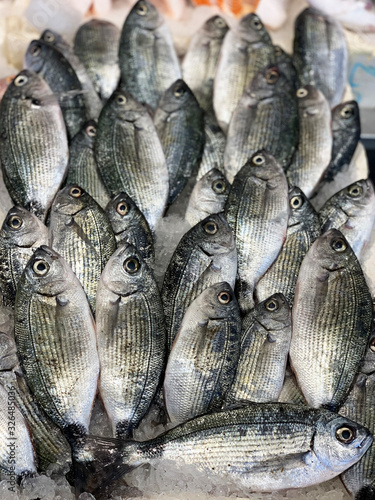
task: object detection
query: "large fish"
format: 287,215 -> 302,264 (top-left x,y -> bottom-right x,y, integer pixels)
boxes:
0,70 -> 68,221
118,0 -> 181,111
290,229 -> 373,411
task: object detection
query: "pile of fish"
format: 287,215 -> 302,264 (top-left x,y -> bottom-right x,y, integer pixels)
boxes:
0,1 -> 374,499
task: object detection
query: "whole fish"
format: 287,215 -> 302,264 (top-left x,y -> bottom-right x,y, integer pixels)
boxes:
0,207 -> 48,308
290,229 -> 373,411
0,70 -> 68,221
76,404 -> 372,496
286,85 -> 332,198
14,246 -> 99,448
196,113 -> 226,181
182,15 -> 229,112
185,168 -> 229,226
225,150 -> 289,313
40,29 -> 102,119
154,79 -> 204,206
213,13 -> 275,133
164,282 -> 241,425
74,19 -> 121,101
49,185 -> 116,313
25,39 -> 87,139
118,0 -> 181,110
226,293 -> 291,404
161,213 -> 237,351
96,244 -> 166,439
224,65 -> 298,182
318,179 -> 375,261
66,120 -> 110,209
293,7 -> 348,108
106,192 -> 154,266
255,187 -> 321,305
95,88 -> 169,231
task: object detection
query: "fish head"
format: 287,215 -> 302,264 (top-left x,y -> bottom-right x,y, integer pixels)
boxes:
158,80 -> 197,113
249,65 -> 289,100
197,213 -> 236,256
40,29 -> 63,47
203,16 -> 229,39
52,185 -> 90,216
197,282 -> 238,320
255,293 -> 291,331
310,229 -> 353,271
5,70 -> 54,105
105,192 -> 139,234
238,14 -> 271,44
314,412 -> 373,472
1,206 -> 47,247
25,40 -> 50,74
332,101 -> 360,133
126,0 -> 163,30
246,150 -> 285,187
198,169 -> 229,202
107,88 -> 147,122
296,85 -> 328,118
339,179 -> 375,217
74,120 -> 97,149
288,186 -> 316,227
0,332 -> 18,371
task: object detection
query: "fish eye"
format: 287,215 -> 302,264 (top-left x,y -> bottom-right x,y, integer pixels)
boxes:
265,69 -> 279,85
86,124 -> 96,137
218,291 -> 231,304
43,31 -> 55,43
252,154 -> 265,166
123,256 -> 140,274
116,201 -> 129,216
330,237 -> 347,253
6,215 -> 23,230
69,186 -> 82,198
116,94 -> 127,105
347,184 -> 362,198
173,83 -> 185,98
214,17 -> 226,28
31,99 -> 40,107
212,179 -> 226,194
203,220 -> 218,235
369,337 -> 375,352
265,298 -> 279,311
14,75 -> 28,87
296,88 -> 308,98
290,195 -> 304,209
335,426 -> 356,444
251,17 -> 262,30
340,105 -> 354,119
30,44 -> 42,57
136,1 -> 148,15
32,259 -> 50,276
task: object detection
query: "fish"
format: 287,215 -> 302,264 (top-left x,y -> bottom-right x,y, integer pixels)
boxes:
182,15 -> 229,112
274,45 -> 298,90
105,192 -> 154,266
185,168 -> 229,226
96,244 -> 166,439
118,0 -> 181,111
0,207 -> 49,308
286,85 -> 332,198
255,187 -> 321,305
224,65 -> 298,182
226,293 -> 291,404
164,282 -> 241,425
161,212 -> 237,351
290,229 -> 373,411
24,39 -> 88,139
49,185 -> 116,314
213,13 -> 275,133
293,7 -> 348,107
0,70 -> 68,221
95,88 -> 169,232
40,29 -> 102,119
73,19 -> 121,101
318,179 -> 375,261
224,150 -> 289,313
154,79 -> 204,206
196,113 -> 226,181
14,245 -> 99,449
66,120 -> 110,209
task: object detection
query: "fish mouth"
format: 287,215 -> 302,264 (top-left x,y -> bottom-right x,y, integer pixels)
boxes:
358,434 -> 373,451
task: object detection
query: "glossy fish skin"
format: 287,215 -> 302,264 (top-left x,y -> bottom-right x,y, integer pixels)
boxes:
49,185 -> 116,314
0,207 -> 48,308
96,244 -> 166,439
95,88 -> 169,232
161,213 -> 237,351
74,20 -> 121,101
224,65 -> 298,182
66,120 -> 110,209
255,187 -> 321,305
0,70 -> 68,221
226,293 -> 291,404
318,179 -> 375,261
14,246 -> 99,445
40,29 -> 102,119
290,229 -> 373,411
154,80 -> 204,206
286,85 -> 332,198
182,15 -> 229,112
196,113 -> 226,181
118,0 -> 181,111
106,192 -> 154,266
224,151 -> 289,313
164,282 -> 241,425
213,13 -> 275,134
79,404 -> 373,495
293,7 -> 348,107
25,39 -> 87,139
185,169 -> 229,226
